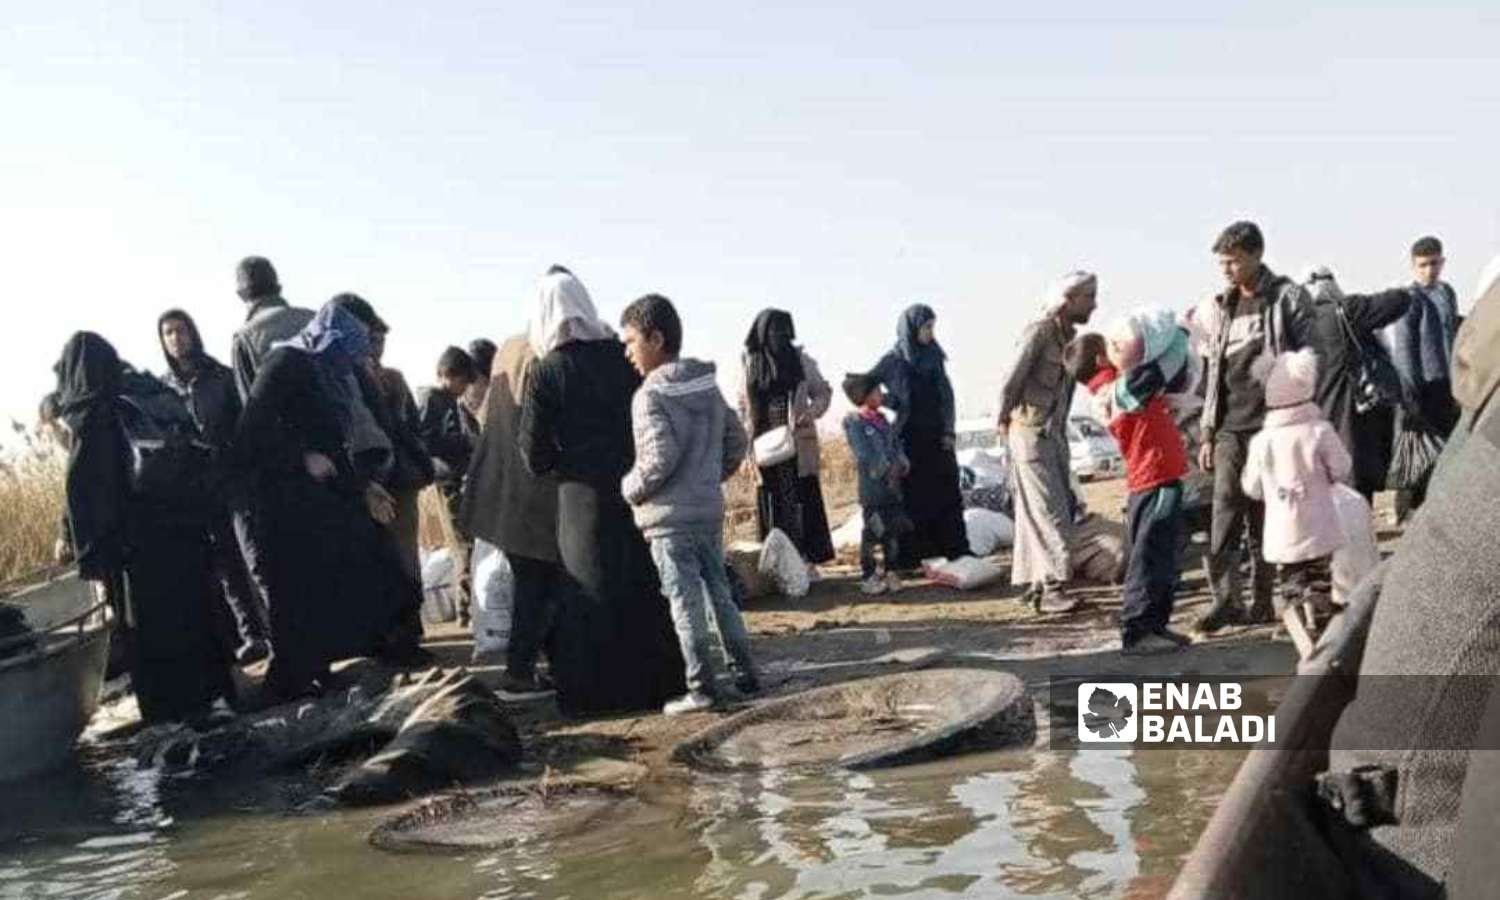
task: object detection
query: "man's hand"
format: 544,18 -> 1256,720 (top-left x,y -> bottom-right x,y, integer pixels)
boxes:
304,452 -> 337,482
364,482 -> 397,525
1198,442 -> 1215,472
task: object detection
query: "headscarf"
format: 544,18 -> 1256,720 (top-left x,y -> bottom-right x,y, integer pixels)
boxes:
744,308 -> 805,399
1302,266 -> 1344,305
896,303 -> 946,375
275,300 -> 390,459
53,332 -> 129,580
156,308 -> 207,382
527,271 -> 614,358
1041,270 -> 1098,317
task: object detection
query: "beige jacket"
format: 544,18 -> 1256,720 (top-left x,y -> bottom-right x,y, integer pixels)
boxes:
740,349 -> 832,478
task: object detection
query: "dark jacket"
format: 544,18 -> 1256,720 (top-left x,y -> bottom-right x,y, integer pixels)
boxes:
1201,266 -> 1315,438
461,336 -> 559,562
843,409 -> 908,508
416,387 -> 477,484
1387,281 -> 1461,389
376,367 -> 436,492
230,296 -> 315,402
159,311 -> 242,452
520,338 -> 641,486
1307,288 -> 1411,474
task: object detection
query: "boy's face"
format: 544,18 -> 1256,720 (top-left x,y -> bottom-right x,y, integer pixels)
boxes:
160,318 -> 195,361
1218,248 -> 1262,291
1412,253 -> 1445,287
438,371 -> 473,397
863,386 -> 885,409
622,324 -> 669,376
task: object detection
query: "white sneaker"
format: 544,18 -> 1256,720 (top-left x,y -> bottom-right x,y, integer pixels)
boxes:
663,691 -> 717,716
861,575 -> 888,595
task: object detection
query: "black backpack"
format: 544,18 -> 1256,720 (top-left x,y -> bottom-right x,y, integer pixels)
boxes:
116,371 -> 212,511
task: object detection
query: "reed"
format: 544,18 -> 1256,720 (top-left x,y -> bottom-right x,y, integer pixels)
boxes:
0,425 -> 68,585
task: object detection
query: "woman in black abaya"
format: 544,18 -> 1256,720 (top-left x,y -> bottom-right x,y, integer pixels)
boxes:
55,332 -> 234,725
871,305 -> 971,569
518,268 -> 685,716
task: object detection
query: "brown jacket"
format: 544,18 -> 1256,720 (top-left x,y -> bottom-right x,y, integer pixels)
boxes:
998,316 -> 1074,431
459,335 -> 559,562
739,349 -> 832,478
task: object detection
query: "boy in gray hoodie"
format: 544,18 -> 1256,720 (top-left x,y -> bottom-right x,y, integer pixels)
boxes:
620,294 -> 758,715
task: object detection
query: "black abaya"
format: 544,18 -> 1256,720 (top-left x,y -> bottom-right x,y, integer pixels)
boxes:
897,369 -> 970,567
521,339 -> 686,715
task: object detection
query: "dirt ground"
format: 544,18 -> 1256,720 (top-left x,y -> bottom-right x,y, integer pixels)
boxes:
419,475 -> 1400,790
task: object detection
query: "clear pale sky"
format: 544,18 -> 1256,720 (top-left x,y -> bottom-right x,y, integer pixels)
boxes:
3,1 -> 1496,436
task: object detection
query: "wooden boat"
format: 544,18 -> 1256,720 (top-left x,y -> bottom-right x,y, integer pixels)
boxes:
0,570 -> 112,782
1168,574 -> 1379,899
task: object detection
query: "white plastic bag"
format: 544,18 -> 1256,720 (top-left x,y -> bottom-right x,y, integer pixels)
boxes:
963,509 -> 1015,556
1330,485 -> 1379,606
757,528 -> 810,598
924,556 -> 1007,591
469,539 -> 514,662
831,514 -> 865,551
419,548 -> 460,625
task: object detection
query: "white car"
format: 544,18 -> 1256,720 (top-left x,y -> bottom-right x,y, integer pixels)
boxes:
953,417 -> 1123,484
1067,416 -> 1123,482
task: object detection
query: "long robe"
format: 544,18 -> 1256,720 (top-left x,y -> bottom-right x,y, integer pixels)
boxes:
230,347 -> 409,699
520,338 -> 686,715
56,332 -> 232,723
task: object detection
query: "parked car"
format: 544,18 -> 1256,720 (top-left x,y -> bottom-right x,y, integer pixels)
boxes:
1066,416 -> 1123,482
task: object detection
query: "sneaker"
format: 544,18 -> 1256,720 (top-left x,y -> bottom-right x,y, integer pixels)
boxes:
1154,628 -> 1194,647
885,572 -> 903,594
663,691 -> 717,716
1193,604 -> 1246,634
1035,584 -> 1082,615
861,575 -> 889,596
235,638 -> 270,666
498,672 -> 555,697
1122,633 -> 1186,656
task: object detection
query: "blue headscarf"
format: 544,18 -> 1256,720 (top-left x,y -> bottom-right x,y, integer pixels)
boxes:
896,304 -> 946,375
276,300 -> 387,457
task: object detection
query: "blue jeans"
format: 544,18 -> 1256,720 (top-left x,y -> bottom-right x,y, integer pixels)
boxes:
649,530 -> 757,696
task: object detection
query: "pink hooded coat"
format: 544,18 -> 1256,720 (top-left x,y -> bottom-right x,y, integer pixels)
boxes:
1241,401 -> 1353,564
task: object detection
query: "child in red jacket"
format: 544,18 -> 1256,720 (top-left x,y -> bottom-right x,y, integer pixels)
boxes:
1065,331 -> 1192,655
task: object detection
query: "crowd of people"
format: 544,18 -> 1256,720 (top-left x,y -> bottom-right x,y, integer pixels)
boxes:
42,219 -> 1474,727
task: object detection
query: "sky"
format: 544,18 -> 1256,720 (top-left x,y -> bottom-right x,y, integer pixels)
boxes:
2,1 -> 1497,440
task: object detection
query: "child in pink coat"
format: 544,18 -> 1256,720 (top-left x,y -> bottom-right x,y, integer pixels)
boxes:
1240,348 -> 1353,656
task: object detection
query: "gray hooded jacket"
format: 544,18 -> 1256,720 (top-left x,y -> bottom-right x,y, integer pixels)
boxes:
622,359 -> 749,540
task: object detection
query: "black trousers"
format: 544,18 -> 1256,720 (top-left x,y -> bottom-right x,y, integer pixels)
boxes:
209,508 -> 267,649
1122,481 -> 1183,644
506,553 -> 561,679
1206,432 -> 1275,614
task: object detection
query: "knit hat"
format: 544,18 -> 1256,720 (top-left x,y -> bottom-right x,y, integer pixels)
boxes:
842,372 -> 880,406
1254,348 -> 1319,409
235,256 -> 281,301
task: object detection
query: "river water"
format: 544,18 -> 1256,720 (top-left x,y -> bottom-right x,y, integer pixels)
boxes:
0,712 -> 1261,900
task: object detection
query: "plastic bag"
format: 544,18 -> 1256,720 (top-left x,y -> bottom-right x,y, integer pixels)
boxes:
831,515 -> 865,550
963,509 -> 1015,556
1330,485 -> 1380,606
758,528 -> 810,598
1387,427 -> 1445,492
419,548 -> 460,625
924,556 -> 1007,590
469,539 -> 514,662
1070,515 -> 1126,585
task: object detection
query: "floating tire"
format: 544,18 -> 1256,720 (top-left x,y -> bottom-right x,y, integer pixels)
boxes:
672,668 -> 1035,772
370,782 -> 636,854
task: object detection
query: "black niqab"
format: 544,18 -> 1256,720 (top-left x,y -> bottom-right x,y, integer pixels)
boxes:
54,332 -> 129,580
